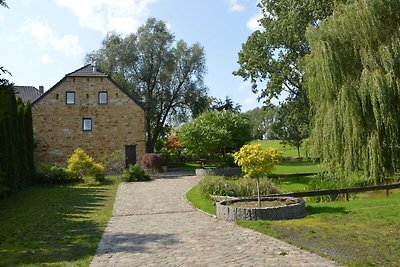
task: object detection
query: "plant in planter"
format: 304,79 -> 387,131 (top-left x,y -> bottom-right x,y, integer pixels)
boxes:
233,144 -> 282,207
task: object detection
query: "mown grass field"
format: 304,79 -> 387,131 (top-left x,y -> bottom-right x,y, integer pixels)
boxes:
0,177 -> 119,267
251,139 -> 309,158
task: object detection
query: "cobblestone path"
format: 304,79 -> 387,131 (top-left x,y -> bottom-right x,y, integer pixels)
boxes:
90,175 -> 339,267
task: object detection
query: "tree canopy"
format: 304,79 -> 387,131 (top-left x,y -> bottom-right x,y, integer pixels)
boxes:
178,110 -> 252,163
86,18 -> 209,152
244,106 -> 277,140
272,92 -> 310,158
234,0 -> 345,103
305,0 -> 400,181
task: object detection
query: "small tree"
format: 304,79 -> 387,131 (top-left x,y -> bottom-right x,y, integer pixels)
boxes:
233,144 -> 282,207
67,148 -> 104,181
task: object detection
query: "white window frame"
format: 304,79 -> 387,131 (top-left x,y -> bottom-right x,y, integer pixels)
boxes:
98,91 -> 108,104
82,118 -> 92,131
66,91 -> 75,105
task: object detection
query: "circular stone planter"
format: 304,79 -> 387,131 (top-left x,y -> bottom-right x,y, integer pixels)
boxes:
216,197 -> 307,221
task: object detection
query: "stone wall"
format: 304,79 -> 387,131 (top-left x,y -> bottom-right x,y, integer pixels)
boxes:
32,76 -> 145,166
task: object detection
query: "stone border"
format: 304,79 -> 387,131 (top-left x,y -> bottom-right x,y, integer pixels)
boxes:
195,167 -> 241,177
216,197 -> 307,221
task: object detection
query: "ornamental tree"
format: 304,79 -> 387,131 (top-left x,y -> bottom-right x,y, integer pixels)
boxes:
233,144 -> 282,207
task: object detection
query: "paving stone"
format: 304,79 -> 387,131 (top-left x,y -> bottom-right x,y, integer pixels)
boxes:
90,175 -> 340,267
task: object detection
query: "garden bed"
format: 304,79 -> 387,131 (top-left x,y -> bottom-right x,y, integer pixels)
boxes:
195,167 -> 241,177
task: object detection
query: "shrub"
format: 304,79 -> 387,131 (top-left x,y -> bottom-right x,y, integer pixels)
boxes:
141,153 -> 164,172
308,172 -> 371,202
67,148 -> 105,181
199,176 -> 280,197
122,164 -> 151,182
36,163 -> 80,184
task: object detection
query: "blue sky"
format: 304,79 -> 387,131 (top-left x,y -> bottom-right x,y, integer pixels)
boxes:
0,0 -> 264,111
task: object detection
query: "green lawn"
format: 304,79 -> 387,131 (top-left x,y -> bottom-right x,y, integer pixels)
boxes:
272,161 -> 323,175
0,177 -> 119,267
252,140 -> 309,158
186,183 -> 216,215
238,192 -> 400,267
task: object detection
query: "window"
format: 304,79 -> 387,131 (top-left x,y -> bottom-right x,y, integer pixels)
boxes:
82,118 -> 92,131
99,91 -> 108,104
66,91 -> 75,104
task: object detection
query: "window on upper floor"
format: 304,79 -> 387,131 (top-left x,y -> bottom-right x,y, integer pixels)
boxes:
82,118 -> 92,131
99,91 -> 108,104
66,91 -> 75,104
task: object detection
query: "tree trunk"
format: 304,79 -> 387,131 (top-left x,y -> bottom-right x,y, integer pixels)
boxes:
297,146 -> 301,159
256,177 -> 261,207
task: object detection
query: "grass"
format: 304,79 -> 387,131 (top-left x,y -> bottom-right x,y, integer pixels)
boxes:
272,161 -> 323,175
0,177 -> 120,267
186,183 -> 216,215
252,140 -> 308,158
238,192 -> 400,267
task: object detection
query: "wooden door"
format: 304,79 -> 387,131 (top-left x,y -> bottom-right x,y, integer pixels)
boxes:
125,145 -> 137,167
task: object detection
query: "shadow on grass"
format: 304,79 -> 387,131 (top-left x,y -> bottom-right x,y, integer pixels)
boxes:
0,184 -> 116,266
307,205 -> 349,215
96,232 -> 180,255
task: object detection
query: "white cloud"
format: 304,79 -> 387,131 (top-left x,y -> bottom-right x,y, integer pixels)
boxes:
40,55 -> 54,64
228,0 -> 244,12
54,0 -> 157,35
0,14 -> 4,22
20,18 -> 83,58
246,12 -> 263,31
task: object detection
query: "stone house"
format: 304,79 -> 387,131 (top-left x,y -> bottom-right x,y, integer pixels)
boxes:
32,64 -> 145,167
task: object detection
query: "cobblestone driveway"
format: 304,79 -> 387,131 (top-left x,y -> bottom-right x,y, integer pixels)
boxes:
90,175 -> 339,266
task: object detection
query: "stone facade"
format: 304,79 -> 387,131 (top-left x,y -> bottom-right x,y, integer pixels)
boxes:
32,65 -> 145,166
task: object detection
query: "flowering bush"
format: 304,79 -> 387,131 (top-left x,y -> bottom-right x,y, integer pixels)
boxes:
233,144 -> 282,206
67,148 -> 104,181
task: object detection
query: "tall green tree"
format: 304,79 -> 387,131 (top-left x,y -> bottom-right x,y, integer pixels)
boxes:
179,110 -> 252,164
244,106 -> 277,140
210,96 -> 241,113
305,0 -> 400,181
86,18 -> 209,152
0,0 -> 7,8
272,92 -> 310,158
234,0 -> 346,102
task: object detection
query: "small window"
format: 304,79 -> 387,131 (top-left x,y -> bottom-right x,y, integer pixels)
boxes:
99,91 -> 108,104
82,118 -> 92,131
66,91 -> 75,104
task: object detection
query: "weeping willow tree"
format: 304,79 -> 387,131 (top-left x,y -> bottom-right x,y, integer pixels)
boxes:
304,0 -> 400,182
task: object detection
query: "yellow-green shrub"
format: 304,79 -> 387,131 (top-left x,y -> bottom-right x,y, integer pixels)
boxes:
67,148 -> 104,181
